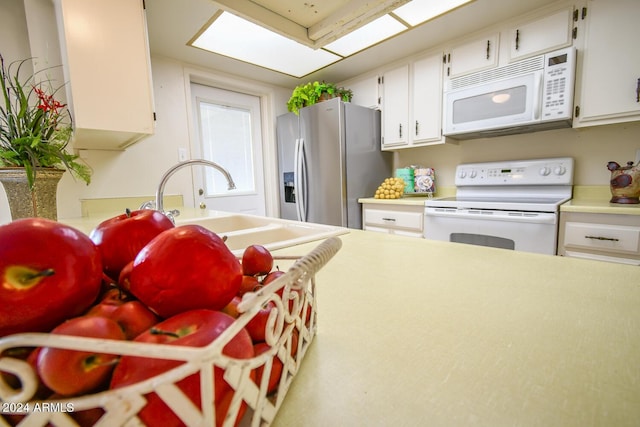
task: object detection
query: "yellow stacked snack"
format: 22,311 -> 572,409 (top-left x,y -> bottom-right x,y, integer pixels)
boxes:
374,177 -> 405,199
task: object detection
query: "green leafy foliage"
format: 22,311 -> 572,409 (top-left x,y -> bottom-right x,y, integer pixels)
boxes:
286,81 -> 353,115
0,54 -> 91,189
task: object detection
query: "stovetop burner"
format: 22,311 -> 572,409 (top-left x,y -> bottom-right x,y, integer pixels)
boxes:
425,196 -> 571,213
433,196 -> 567,204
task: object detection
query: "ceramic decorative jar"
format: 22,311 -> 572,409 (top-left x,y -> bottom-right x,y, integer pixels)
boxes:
607,161 -> 640,204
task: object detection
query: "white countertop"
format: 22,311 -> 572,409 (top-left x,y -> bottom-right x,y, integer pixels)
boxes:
562,186 -> 640,215
358,196 -> 432,206
271,230 -> 640,426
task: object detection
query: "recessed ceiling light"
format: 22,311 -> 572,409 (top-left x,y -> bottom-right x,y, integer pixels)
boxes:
323,15 -> 407,57
191,12 -> 341,78
393,0 -> 474,27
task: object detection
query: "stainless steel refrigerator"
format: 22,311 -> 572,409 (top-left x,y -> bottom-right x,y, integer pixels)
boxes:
276,97 -> 392,229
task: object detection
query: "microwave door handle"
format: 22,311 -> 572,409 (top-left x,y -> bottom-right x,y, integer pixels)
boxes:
533,72 -> 543,120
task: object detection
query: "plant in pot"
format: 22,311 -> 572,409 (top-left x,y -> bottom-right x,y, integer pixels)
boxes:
0,54 -> 91,221
286,81 -> 353,115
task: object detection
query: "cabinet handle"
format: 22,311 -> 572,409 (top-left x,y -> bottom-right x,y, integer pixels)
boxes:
382,217 -> 396,222
636,78 -> 640,102
515,29 -> 520,51
486,40 -> 491,59
399,123 -> 402,138
415,120 -> 419,136
585,235 -> 620,242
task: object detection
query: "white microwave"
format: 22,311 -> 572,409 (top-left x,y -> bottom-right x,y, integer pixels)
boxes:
443,47 -> 576,139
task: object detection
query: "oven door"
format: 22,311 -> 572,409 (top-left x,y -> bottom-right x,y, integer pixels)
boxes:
424,207 -> 558,255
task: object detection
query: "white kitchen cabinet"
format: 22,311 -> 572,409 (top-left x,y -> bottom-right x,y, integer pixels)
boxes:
446,4 -> 577,78
380,64 -> 409,148
446,32 -> 499,78
558,211 -> 640,265
574,0 -> 640,127
411,54 -> 445,145
54,0 -> 155,150
362,203 -> 424,238
381,52 -> 448,150
505,6 -> 575,62
343,75 -> 379,109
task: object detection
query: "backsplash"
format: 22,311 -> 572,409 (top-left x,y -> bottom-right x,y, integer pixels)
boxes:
394,120 -> 640,188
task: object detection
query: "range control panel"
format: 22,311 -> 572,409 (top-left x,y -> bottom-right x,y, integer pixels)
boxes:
455,157 -> 574,186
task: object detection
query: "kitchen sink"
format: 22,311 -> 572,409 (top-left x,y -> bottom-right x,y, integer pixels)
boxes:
175,214 -> 274,234
176,213 -> 348,255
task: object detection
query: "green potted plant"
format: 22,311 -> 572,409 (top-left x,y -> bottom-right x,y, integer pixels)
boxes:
0,54 -> 91,220
286,81 -> 353,115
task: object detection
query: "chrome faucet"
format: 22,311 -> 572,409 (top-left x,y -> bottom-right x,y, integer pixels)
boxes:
141,159 -> 236,222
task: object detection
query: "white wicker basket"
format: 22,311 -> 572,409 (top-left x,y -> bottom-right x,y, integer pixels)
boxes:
0,237 -> 342,427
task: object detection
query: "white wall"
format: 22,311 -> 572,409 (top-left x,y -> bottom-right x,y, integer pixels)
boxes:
0,0 -> 291,224
0,0 -> 31,66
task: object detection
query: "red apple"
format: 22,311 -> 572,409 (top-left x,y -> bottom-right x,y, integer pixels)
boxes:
85,287 -> 132,317
85,302 -> 121,318
263,270 -> 285,287
110,309 -> 254,427
69,407 -> 106,427
290,327 -> 300,360
128,225 -> 242,318
238,275 -> 261,295
89,209 -> 174,281
245,301 -> 277,343
0,218 -> 103,336
37,316 -> 126,396
0,347 -> 53,401
253,342 -> 283,395
241,245 -> 273,276
110,301 -> 160,339
222,296 -> 242,319
117,260 -> 134,291
98,287 -> 133,306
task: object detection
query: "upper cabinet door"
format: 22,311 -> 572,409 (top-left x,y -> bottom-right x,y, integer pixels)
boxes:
381,64 -> 409,148
55,0 -> 155,150
575,0 -> 640,126
346,76 -> 380,109
447,33 -> 499,78
411,53 -> 444,144
506,6 -> 575,62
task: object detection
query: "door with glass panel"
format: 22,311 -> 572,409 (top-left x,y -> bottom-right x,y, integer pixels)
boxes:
190,83 -> 266,215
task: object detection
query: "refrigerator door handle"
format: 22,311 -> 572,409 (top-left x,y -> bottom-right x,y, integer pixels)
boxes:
294,138 -> 307,221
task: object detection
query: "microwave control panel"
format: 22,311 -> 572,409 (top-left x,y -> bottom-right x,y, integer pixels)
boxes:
541,48 -> 576,120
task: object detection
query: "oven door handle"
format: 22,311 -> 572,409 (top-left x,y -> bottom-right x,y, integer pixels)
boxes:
425,208 -> 557,224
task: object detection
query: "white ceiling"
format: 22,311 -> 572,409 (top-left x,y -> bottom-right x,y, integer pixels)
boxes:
145,0 -> 559,88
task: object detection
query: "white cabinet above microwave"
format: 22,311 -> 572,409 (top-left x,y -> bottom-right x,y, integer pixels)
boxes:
444,5 -> 577,78
505,6 -> 575,63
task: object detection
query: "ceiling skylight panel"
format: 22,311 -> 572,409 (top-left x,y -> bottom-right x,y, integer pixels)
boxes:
191,12 -> 341,77
323,14 -> 407,57
393,0 -> 474,26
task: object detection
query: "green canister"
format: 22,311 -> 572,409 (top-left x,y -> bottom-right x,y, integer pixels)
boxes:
395,168 -> 414,193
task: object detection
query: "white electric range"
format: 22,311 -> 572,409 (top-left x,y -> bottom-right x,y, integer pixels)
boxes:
424,157 -> 574,255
